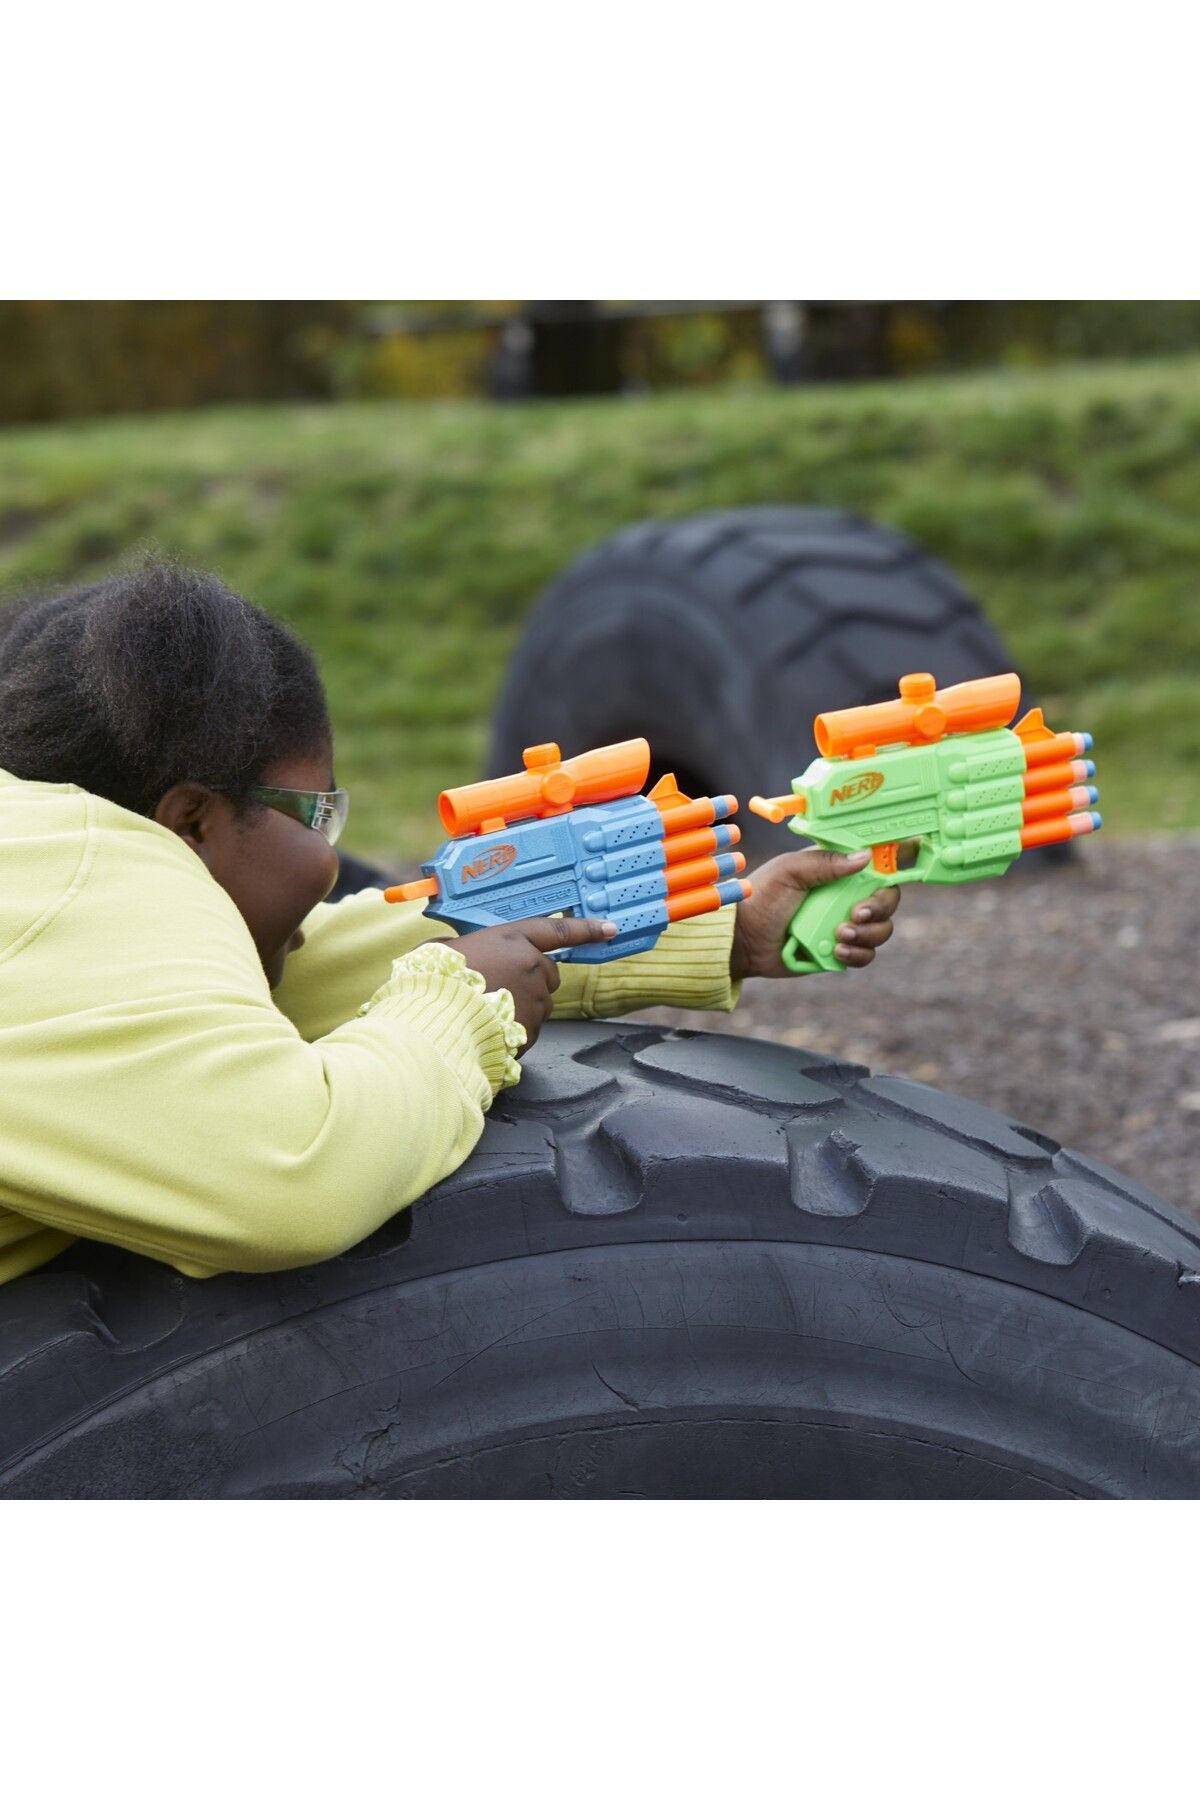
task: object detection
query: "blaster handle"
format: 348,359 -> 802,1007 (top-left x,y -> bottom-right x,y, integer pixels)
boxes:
782,858 -> 926,973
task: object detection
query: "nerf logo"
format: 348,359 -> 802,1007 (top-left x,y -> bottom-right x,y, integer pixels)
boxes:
461,842 -> 518,883
830,771 -> 885,807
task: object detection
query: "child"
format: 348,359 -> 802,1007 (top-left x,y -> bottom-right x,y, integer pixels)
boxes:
0,562 -> 899,1284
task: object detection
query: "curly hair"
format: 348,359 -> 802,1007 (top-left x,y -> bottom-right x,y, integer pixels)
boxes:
0,559 -> 331,817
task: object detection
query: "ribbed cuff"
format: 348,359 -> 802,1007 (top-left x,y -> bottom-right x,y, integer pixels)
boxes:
579,902 -> 742,1018
359,943 -> 526,1100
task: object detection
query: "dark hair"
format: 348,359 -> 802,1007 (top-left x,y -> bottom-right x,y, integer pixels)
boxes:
0,559 -> 331,817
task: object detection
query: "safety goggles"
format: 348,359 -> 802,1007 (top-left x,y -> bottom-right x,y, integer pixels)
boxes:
247,785 -> 350,847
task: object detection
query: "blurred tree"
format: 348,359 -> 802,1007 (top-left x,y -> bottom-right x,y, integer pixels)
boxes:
3,301 -> 1200,423
0,301 -> 354,423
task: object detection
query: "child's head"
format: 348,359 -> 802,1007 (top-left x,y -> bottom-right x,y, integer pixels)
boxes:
0,559 -> 341,985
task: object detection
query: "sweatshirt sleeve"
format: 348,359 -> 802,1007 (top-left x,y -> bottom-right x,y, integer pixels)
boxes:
0,835 -> 520,1280
272,888 -> 460,1041
273,886 -> 742,1034
549,903 -> 741,1019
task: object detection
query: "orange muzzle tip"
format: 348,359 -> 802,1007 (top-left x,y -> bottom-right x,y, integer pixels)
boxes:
385,877 -> 439,904
748,793 -> 807,823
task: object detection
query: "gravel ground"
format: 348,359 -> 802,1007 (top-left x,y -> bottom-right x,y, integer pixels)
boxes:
640,836 -> 1200,1221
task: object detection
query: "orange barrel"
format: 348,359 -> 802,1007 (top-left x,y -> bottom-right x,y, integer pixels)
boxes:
438,738 -> 651,835
663,851 -> 746,893
659,794 -> 737,834
1022,784 -> 1095,824
1022,730 -> 1092,769
1024,757 -> 1093,797
666,879 -> 752,923
1020,812 -> 1101,849
663,823 -> 741,865
813,672 -> 1021,759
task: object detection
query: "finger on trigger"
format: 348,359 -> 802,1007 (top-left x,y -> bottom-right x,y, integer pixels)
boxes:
805,849 -> 870,886
521,914 -> 618,952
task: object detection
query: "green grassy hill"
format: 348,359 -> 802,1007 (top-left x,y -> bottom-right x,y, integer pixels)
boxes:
2,357 -> 1198,863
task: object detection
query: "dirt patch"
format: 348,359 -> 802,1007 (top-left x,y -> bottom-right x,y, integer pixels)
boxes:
640,835 -> 1200,1220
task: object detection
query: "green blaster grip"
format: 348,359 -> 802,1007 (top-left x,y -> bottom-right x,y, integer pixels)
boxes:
781,863 -> 904,974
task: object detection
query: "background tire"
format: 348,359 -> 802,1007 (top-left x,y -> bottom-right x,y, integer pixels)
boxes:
489,508 -> 1051,863
2,1023 -> 1197,1499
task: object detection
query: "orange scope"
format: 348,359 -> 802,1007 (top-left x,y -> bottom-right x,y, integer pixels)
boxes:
438,738 -> 651,835
813,672 -> 1022,759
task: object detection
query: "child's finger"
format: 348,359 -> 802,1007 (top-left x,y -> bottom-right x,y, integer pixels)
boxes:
850,918 -> 894,949
521,914 -> 619,952
538,951 -> 563,994
796,849 -> 872,888
852,885 -> 902,924
835,942 -> 876,967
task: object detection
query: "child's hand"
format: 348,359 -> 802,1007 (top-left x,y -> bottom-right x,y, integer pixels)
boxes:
730,849 -> 902,980
455,915 -> 617,1049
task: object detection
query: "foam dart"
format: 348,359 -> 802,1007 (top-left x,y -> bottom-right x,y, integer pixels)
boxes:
1022,729 -> 1094,769
665,878 -> 752,923
663,821 -> 741,865
1022,783 -> 1098,824
1024,756 -> 1095,796
1020,811 -> 1102,850
664,850 -> 746,894
749,792 -> 807,823
385,877 -> 440,903
659,794 -> 738,834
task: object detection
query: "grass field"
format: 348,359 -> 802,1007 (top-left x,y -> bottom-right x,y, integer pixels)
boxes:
2,356 -> 1198,863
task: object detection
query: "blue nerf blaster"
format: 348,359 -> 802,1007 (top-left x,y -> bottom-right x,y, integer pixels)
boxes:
385,739 -> 750,963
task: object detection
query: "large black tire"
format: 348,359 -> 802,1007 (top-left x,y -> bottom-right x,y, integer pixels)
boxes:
2,1023 -> 1197,1498
489,509 -> 1044,863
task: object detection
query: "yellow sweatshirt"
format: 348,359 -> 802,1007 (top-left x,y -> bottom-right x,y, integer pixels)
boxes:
0,768 -> 739,1284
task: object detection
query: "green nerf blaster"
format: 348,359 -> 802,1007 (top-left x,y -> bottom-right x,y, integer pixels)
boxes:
749,671 -> 1100,974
